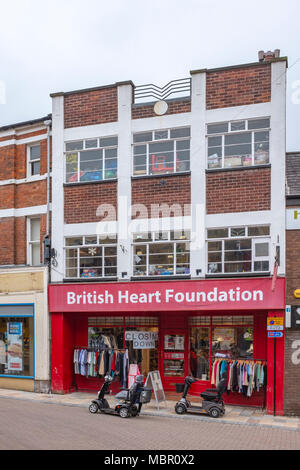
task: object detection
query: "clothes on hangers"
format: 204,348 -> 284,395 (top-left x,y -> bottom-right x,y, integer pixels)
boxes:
211,358 -> 266,397
73,347 -> 129,384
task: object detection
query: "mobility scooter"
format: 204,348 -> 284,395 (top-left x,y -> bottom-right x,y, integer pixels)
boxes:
175,373 -> 227,418
89,374 -> 152,418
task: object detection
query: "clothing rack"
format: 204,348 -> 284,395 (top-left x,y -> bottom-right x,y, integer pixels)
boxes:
75,346 -> 127,351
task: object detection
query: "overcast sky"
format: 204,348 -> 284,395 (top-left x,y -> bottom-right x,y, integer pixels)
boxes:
0,0 -> 299,150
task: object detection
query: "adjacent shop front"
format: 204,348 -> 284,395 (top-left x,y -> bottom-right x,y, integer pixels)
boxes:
0,267 -> 50,393
49,277 -> 285,415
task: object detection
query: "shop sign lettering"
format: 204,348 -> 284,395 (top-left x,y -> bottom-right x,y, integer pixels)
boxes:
66,287 -> 264,306
49,278 -> 285,313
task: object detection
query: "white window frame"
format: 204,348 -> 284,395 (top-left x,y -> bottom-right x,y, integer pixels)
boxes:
27,217 -> 41,266
206,118 -> 271,170
27,143 -> 41,177
64,235 -> 117,279
132,127 -> 191,177
206,226 -> 270,275
64,136 -> 118,184
132,230 -> 190,277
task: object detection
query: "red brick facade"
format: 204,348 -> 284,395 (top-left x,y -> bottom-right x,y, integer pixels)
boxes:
64,87 -> 118,128
132,99 -> 191,119
206,64 -> 271,110
131,175 -> 191,219
206,167 -> 271,214
0,127 -> 49,266
64,181 -> 118,224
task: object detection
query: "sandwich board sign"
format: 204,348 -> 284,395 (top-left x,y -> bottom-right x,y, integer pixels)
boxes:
145,370 -> 166,410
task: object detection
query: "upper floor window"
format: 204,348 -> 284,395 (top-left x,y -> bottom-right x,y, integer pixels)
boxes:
65,137 -> 118,184
207,225 -> 270,275
28,144 -> 41,176
132,127 -> 190,177
28,217 -> 41,266
207,118 -> 270,170
64,235 -> 117,279
133,230 -> 190,277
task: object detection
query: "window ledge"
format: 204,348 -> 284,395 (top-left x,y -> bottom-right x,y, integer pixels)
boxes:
205,272 -> 271,279
131,275 -> 191,281
131,171 -> 191,181
206,164 -> 271,174
63,277 -> 118,283
64,179 -> 117,187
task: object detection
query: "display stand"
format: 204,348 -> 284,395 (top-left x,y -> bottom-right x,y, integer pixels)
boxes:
145,370 -> 167,410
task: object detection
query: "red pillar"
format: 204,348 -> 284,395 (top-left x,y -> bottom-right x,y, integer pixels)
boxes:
266,311 -> 285,415
51,312 -> 75,393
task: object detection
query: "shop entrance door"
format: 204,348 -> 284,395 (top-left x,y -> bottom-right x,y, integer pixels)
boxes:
160,329 -> 188,390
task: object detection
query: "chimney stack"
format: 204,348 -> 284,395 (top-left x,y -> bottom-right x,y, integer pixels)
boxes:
258,49 -> 280,63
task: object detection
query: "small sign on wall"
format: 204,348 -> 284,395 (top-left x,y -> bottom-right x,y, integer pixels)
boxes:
286,208 -> 300,230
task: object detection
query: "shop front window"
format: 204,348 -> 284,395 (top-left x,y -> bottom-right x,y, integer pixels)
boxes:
212,326 -> 253,360
188,316 -> 254,381
189,327 -> 210,381
125,327 -> 158,377
0,312 -> 34,377
87,317 -> 159,379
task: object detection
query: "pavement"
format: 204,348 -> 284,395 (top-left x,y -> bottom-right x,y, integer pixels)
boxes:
0,387 -> 300,431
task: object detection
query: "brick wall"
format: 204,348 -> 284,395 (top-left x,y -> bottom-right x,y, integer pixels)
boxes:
131,174 -> 191,219
132,99 -> 191,119
0,145 -> 16,180
206,168 -> 271,214
64,87 -> 118,128
0,129 -> 49,267
284,330 -> 300,416
0,133 -> 49,181
64,182 -> 118,224
206,64 -> 271,110
0,218 -> 15,265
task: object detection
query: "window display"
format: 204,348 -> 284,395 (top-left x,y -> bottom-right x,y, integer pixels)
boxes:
133,230 -> 190,277
207,118 -> 270,169
133,127 -> 190,176
189,327 -> 210,380
86,318 -> 159,379
207,225 -> 270,274
163,334 -> 185,377
0,316 -> 34,377
65,136 -> 118,183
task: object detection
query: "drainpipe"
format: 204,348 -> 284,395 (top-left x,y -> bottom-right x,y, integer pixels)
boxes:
43,119 -> 52,237
43,118 -> 52,394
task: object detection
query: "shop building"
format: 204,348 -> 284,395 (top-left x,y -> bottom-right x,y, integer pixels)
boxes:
49,50 -> 287,415
0,116 -> 52,392
285,152 -> 300,415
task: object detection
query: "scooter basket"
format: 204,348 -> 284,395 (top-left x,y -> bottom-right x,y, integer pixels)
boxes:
175,383 -> 185,393
140,387 -> 152,404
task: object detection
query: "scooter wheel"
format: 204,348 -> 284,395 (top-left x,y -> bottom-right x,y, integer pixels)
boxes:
209,407 -> 220,418
119,406 -> 129,418
175,403 -> 186,415
89,403 -> 99,414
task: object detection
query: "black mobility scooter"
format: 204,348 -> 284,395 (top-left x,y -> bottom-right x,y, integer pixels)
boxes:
175,373 -> 227,418
89,375 -> 152,418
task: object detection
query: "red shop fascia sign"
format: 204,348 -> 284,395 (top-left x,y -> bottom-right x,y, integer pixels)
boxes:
49,278 -> 286,313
